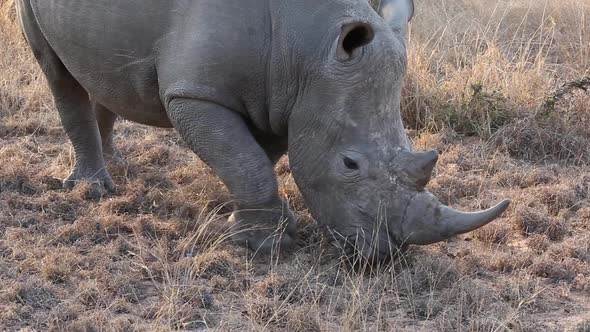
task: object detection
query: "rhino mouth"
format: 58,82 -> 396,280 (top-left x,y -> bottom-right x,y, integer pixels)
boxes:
329,223 -> 403,264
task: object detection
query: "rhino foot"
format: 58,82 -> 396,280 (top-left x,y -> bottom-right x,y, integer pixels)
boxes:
63,166 -> 115,194
103,145 -> 128,169
229,200 -> 297,255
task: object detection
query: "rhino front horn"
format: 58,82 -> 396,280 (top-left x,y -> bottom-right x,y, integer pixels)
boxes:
400,191 -> 511,245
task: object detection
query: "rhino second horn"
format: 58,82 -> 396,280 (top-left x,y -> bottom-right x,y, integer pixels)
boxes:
403,149 -> 438,188
400,191 -> 511,245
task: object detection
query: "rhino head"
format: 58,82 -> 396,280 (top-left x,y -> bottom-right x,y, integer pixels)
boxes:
279,0 -> 510,261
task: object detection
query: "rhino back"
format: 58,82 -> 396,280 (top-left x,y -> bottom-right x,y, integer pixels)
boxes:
30,0 -> 271,129
29,0 -> 173,125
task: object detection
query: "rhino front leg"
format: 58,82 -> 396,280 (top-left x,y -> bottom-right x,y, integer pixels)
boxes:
166,98 -> 296,254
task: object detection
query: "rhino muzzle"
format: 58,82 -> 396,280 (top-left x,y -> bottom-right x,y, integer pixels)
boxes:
332,148 -> 511,263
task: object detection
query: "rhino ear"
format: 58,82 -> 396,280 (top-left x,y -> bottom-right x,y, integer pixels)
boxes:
372,0 -> 414,36
336,22 -> 375,61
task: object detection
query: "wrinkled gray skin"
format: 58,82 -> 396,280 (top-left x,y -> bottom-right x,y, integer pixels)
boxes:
16,0 -> 510,261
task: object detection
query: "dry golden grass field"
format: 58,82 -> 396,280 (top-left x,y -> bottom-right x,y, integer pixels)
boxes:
1,0 -> 590,331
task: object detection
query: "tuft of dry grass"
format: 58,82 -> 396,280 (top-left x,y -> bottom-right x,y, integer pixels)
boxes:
403,0 -> 590,165
1,0 -> 590,330
473,223 -> 511,245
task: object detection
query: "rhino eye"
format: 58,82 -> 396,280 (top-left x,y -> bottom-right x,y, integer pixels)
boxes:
343,157 -> 360,170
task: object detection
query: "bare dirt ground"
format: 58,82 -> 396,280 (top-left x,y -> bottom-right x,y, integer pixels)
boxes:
1,0 -> 590,331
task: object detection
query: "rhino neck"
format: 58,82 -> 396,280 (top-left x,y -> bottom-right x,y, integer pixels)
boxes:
266,1 -> 366,136
265,5 -> 311,137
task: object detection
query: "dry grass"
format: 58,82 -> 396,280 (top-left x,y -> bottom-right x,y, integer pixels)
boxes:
1,0 -> 590,330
